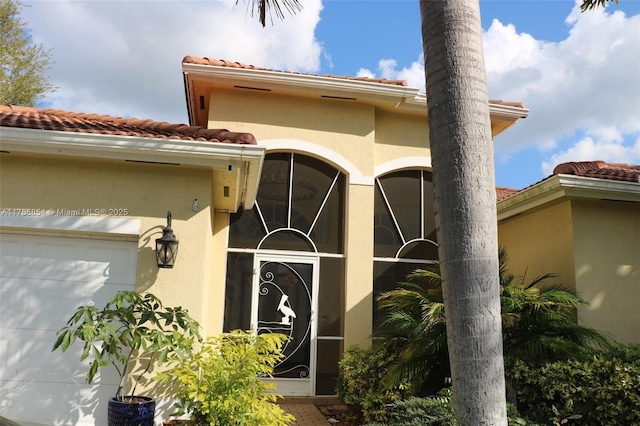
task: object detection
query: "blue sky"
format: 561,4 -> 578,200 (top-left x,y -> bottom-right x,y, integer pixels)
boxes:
23,0 -> 640,189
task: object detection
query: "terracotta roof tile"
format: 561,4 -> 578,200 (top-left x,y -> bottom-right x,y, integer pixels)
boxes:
496,186 -> 520,201
183,55 -> 410,87
0,105 -> 257,145
553,160 -> 640,183
496,161 -> 639,203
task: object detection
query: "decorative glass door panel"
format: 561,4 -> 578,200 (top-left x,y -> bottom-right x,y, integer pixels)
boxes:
252,254 -> 318,396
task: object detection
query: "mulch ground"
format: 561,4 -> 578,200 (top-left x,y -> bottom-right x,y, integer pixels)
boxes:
317,404 -> 366,425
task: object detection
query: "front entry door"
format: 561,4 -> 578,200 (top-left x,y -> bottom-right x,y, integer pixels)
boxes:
252,254 -> 318,396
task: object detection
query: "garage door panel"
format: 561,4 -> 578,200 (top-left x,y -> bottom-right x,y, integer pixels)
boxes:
0,278 -> 132,330
1,278 -> 103,329
0,237 -> 22,257
0,327 -> 120,385
0,232 -> 137,425
0,235 -> 137,284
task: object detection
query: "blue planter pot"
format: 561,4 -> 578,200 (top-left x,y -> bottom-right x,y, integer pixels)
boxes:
107,396 -> 155,426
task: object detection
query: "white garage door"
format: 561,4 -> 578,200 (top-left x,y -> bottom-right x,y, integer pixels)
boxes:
0,232 -> 138,425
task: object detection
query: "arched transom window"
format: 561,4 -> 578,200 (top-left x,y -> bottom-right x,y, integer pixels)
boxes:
228,152 -> 345,254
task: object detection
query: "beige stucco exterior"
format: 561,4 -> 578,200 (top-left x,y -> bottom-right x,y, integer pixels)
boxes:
203,87 -> 434,348
1,65 -> 531,400
498,200 -> 576,291
498,183 -> 640,344
196,71 -> 526,352
572,199 -> 640,343
1,153 -> 233,336
209,90 -> 377,174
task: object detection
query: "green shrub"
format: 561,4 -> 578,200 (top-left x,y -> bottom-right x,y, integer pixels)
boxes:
52,291 -> 201,401
336,345 -> 412,423
364,390 -> 532,426
581,342 -> 640,362
374,249 -> 611,394
507,344 -> 640,425
157,330 -> 294,426
373,392 -> 455,426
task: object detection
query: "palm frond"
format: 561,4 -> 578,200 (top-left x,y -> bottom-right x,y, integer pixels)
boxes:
580,0 -> 619,12
374,247 -> 612,391
238,0 -> 303,27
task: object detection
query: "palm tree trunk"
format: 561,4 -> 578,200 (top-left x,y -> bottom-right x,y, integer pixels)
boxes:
420,0 -> 507,424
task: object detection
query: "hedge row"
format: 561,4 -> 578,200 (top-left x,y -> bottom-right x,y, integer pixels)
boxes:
507,345 -> 640,425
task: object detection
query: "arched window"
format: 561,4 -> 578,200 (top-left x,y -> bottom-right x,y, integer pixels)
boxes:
373,169 -> 438,328
224,152 -> 346,395
228,152 -> 345,253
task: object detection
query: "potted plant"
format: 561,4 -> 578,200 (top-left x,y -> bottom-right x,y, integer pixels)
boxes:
52,290 -> 201,426
157,330 -> 294,425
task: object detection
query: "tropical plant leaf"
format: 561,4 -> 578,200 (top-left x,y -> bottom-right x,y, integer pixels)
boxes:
374,247 -> 613,393
52,290 -> 202,397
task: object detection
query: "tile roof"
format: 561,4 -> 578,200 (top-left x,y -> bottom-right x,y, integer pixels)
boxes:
496,186 -> 520,201
498,161 -> 640,203
183,56 -> 409,87
553,161 -> 640,183
0,105 -> 257,144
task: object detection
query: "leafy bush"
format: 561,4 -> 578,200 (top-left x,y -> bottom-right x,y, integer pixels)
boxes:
375,248 -> 611,394
53,291 -> 201,400
580,342 -> 640,362
336,345 -> 412,423
369,392 -> 455,426
507,344 -> 640,425
158,330 -> 294,426
365,389 -> 530,426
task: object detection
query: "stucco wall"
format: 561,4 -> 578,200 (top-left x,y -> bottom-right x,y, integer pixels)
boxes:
205,88 -> 432,347
342,183 -> 375,348
374,109 -> 431,166
207,89 -> 377,175
499,198 -> 640,344
0,153 -> 221,335
497,201 -> 576,289
207,89 -> 432,174
571,199 -> 640,344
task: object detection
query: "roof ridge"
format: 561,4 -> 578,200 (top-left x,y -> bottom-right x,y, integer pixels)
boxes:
552,160 -> 640,183
0,105 -> 39,113
553,161 -> 607,175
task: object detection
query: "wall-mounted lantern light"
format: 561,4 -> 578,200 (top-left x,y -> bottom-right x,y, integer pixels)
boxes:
156,211 -> 179,268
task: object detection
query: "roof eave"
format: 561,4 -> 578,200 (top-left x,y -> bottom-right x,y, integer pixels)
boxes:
183,62 -> 417,104
182,63 -> 528,124
497,174 -> 640,220
408,92 -> 530,120
0,126 -> 266,210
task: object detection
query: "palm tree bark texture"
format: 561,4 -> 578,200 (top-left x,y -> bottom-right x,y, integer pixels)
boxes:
420,0 -> 507,424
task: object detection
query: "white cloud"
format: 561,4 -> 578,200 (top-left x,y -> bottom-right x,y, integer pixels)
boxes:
19,0 -> 640,177
358,57 -> 425,91
23,0 -> 323,123
359,3 -> 640,174
541,135 -> 640,175
356,68 -> 375,79
483,3 -> 640,156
